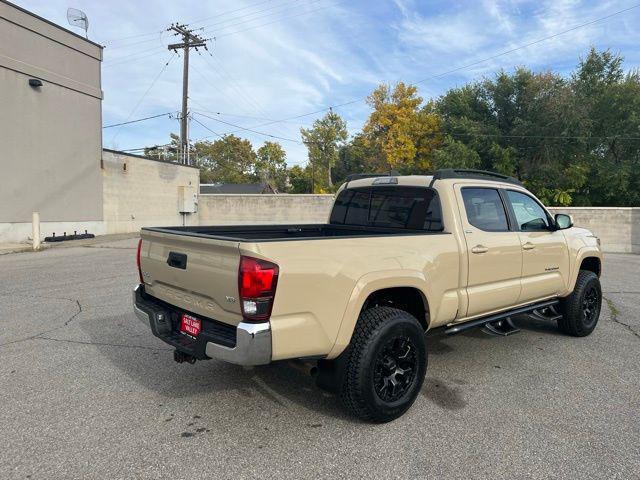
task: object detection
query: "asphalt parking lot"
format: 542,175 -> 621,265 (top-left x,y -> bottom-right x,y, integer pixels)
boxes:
1,237 -> 638,479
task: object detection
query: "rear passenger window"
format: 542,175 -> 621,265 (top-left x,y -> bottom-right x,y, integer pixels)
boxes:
461,188 -> 509,232
330,186 -> 443,231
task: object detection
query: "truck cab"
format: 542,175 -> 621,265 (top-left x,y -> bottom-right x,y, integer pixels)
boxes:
133,169 -> 603,422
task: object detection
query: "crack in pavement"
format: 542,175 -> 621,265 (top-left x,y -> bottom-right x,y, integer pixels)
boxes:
0,295 -> 169,352
604,296 -> 640,340
0,274 -> 134,298
64,299 -> 82,326
36,336 -> 172,351
0,296 -> 83,348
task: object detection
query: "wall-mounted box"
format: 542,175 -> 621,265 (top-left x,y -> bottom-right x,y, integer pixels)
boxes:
178,185 -> 198,213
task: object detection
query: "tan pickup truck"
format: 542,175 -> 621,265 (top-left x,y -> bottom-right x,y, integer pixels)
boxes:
133,169 -> 603,422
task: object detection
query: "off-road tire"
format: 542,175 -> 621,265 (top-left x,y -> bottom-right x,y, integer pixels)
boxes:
339,307 -> 427,423
558,270 -> 602,337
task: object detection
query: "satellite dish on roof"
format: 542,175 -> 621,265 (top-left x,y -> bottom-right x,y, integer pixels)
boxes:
66,8 -> 89,38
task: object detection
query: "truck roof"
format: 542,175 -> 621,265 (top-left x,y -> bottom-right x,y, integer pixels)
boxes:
342,174 -> 524,191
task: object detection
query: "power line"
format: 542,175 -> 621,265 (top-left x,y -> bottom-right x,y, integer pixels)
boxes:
191,115 -> 223,138
109,53 -> 177,144
167,24 -> 210,164
116,3 -> 640,152
119,127 -> 640,156
191,108 -> 312,126
105,32 -> 166,50
214,2 -> 337,39
414,3 -> 640,85
446,132 -> 640,141
208,51 -> 268,116
194,112 -> 303,143
101,0 -> 278,45
212,2 -> 640,135
199,0 -> 309,32
102,30 -> 164,47
103,112 -> 175,129
193,55 -> 265,117
101,2 -> 334,72
186,0 -> 276,26
102,44 -> 168,66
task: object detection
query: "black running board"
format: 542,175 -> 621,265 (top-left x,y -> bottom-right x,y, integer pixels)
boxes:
482,317 -> 520,336
445,299 -> 560,335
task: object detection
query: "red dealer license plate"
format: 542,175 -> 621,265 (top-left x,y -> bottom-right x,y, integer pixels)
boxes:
180,314 -> 201,338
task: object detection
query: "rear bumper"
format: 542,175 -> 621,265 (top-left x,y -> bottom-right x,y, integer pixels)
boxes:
133,284 -> 272,366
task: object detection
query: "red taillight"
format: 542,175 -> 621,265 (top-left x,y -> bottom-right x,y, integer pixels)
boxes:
238,256 -> 279,322
136,238 -> 144,283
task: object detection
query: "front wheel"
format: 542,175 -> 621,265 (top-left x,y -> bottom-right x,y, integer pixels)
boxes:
558,270 -> 602,337
340,307 -> 427,423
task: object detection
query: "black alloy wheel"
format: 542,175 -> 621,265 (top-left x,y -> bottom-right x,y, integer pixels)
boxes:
373,336 -> 418,403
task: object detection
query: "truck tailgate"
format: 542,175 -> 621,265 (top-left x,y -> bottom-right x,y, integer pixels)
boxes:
140,229 -> 243,326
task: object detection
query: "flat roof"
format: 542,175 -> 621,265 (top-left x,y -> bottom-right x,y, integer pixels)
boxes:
0,0 -> 103,48
103,148 -> 200,170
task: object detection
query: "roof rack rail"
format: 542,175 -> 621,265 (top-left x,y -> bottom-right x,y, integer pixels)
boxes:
345,172 -> 391,182
432,169 -> 522,186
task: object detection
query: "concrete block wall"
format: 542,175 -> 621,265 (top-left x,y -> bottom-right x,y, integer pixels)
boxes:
197,196 -> 638,254
549,207 -> 640,254
197,194 -> 334,225
102,150 -> 200,234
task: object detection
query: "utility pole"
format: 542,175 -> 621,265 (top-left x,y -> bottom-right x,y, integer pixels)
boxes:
167,24 -> 208,165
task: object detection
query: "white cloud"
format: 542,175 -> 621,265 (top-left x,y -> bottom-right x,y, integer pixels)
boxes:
14,0 -> 640,163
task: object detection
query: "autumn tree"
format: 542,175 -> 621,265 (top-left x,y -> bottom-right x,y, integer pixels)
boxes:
362,82 -> 441,173
300,111 -> 348,192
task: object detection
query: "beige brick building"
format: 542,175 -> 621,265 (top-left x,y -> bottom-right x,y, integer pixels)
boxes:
0,1 -> 199,243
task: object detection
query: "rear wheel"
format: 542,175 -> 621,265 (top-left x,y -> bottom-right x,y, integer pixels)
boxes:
558,270 -> 602,337
340,307 -> 427,423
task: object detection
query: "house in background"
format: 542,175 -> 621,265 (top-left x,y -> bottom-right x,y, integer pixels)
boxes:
200,183 -> 277,194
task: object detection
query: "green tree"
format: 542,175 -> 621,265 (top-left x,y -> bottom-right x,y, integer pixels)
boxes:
436,68 -> 587,205
332,133 -> 371,184
287,164 -> 312,193
432,136 -> 480,169
300,111 -> 348,192
194,134 -> 256,184
570,48 -> 640,206
144,133 -> 180,162
255,141 -> 288,191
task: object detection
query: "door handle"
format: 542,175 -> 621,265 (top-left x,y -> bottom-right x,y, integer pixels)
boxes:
522,242 -> 535,250
471,245 -> 488,254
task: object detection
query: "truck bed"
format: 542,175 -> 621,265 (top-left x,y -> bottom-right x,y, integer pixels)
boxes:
143,223 -> 435,242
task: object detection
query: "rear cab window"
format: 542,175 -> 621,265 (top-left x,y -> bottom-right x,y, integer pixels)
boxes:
330,186 -> 443,231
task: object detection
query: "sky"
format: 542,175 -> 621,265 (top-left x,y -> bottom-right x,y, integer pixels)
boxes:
16,0 -> 640,166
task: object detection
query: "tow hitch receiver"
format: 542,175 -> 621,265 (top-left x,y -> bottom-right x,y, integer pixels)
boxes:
174,350 -> 197,364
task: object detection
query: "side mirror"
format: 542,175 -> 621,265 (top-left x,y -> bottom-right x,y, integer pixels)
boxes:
554,213 -> 573,230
